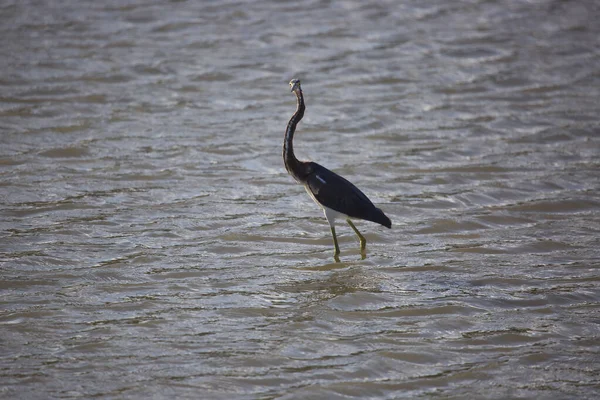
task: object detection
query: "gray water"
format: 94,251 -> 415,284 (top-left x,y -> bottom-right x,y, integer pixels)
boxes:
1,0 -> 600,399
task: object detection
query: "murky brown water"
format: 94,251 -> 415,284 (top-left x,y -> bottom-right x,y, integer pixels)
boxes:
2,0 -> 600,399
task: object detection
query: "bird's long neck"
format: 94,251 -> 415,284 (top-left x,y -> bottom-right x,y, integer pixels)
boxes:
283,89 -> 305,181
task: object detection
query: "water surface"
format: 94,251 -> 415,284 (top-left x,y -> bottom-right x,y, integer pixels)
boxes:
1,0 -> 600,399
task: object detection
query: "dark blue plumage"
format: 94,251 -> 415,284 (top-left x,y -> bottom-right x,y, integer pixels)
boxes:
304,162 -> 391,228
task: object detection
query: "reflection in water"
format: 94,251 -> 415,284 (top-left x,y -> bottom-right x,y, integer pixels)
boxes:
1,0 -> 599,398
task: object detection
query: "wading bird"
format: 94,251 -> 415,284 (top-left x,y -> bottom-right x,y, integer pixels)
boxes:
284,78 -> 391,260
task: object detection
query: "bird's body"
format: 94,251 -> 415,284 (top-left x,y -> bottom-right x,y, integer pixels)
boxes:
284,78 -> 391,259
298,161 -> 391,227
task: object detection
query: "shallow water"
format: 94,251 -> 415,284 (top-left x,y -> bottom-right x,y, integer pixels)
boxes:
1,0 -> 600,399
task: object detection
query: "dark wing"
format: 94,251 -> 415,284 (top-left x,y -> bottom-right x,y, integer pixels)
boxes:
304,162 -> 391,228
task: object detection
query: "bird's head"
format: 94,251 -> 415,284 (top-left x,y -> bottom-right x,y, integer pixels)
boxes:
289,78 -> 301,93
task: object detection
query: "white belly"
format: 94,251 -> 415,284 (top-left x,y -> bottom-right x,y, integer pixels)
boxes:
304,185 -> 347,226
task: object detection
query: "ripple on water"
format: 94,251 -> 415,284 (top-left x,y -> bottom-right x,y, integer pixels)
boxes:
1,0 -> 599,399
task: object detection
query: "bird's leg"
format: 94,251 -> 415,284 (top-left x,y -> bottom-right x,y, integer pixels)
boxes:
330,225 -> 341,261
347,219 -> 366,258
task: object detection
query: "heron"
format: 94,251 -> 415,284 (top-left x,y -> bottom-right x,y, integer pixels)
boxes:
283,78 -> 391,260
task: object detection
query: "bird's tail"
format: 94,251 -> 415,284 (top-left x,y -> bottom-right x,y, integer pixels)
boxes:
370,208 -> 392,228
